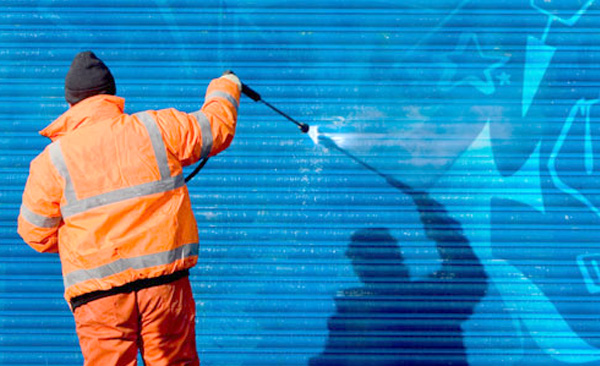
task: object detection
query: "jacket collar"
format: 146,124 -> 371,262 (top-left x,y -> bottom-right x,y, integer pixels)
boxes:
40,94 -> 125,141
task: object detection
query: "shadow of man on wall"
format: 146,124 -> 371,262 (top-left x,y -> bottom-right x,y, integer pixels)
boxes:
310,190 -> 488,366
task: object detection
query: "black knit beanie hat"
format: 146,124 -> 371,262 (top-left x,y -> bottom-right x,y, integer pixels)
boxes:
65,51 -> 116,105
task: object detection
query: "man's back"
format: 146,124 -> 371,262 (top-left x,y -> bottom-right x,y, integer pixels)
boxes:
18,52 -> 240,300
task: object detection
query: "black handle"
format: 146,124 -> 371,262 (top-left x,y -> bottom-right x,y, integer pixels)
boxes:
242,83 -> 262,102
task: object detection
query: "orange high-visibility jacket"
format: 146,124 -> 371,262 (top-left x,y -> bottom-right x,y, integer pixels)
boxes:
18,76 -> 240,304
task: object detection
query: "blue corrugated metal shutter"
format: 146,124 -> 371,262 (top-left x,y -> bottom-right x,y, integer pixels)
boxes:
2,1 -> 600,365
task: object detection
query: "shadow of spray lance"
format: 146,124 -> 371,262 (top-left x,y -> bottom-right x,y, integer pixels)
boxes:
309,128 -> 414,194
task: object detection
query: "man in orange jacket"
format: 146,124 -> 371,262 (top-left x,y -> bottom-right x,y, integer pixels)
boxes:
17,51 -> 241,366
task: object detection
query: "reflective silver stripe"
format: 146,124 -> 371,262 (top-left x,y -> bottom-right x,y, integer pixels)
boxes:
191,110 -> 213,159
135,112 -> 171,180
61,174 -> 185,218
47,111 -> 184,218
20,204 -> 61,228
48,141 -> 77,204
63,242 -> 199,289
206,90 -> 239,111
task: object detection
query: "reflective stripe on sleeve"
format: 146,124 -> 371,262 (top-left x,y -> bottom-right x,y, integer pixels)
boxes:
135,112 -> 171,180
191,110 -> 213,159
205,91 -> 239,111
48,141 -> 77,204
20,204 -> 62,228
63,242 -> 199,289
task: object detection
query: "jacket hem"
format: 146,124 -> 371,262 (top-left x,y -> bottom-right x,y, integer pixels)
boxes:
69,269 -> 189,311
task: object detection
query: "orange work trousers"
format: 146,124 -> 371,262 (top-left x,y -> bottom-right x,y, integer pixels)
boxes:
73,276 -> 199,366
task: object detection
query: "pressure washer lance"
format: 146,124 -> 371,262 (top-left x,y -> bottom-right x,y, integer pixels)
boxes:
184,82 -> 311,182
241,83 -> 310,133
